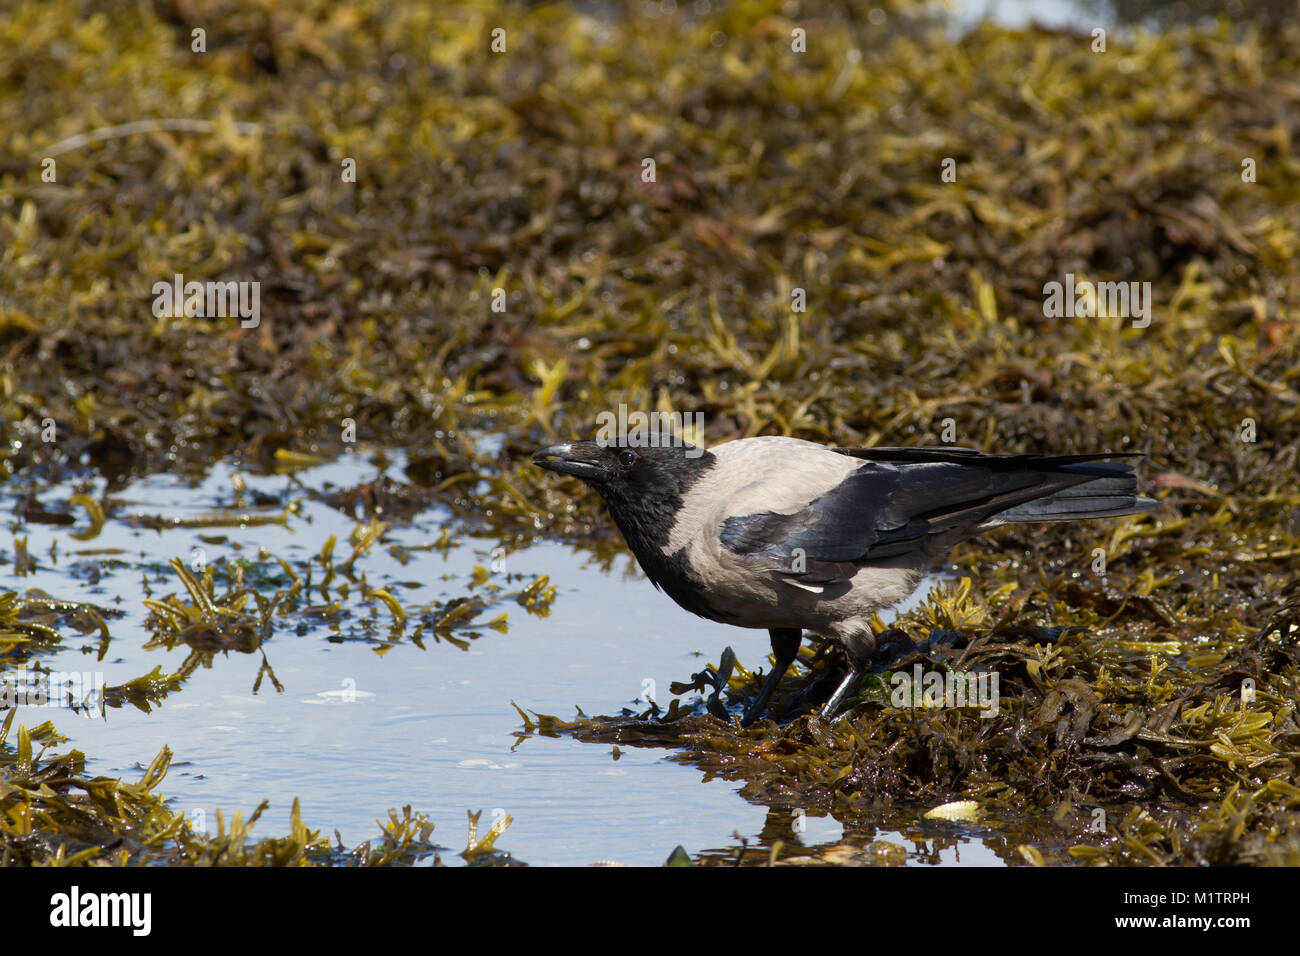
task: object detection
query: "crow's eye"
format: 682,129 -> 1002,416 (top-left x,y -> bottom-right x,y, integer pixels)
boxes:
618,450 -> 638,467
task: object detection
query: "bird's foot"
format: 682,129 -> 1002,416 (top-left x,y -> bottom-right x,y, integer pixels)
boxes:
817,666 -> 862,722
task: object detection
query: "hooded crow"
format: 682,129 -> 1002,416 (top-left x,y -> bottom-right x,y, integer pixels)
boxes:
533,436 -> 1159,724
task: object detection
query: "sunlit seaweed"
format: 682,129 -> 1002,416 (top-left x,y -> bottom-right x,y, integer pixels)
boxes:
0,708 -> 463,865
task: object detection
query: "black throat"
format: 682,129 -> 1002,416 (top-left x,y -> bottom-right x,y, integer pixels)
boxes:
595,450 -> 724,619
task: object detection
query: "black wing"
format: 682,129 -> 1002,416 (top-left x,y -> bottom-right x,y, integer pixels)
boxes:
720,448 -> 1155,583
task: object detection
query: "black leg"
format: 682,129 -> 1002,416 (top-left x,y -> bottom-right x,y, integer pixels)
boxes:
741,628 -> 802,726
819,666 -> 862,721
820,628 -> 879,721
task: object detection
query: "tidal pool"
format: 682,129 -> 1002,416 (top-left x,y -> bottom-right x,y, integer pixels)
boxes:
1,449 -> 1009,866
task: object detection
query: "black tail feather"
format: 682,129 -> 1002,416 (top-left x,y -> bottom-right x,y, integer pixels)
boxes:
983,460 -> 1160,525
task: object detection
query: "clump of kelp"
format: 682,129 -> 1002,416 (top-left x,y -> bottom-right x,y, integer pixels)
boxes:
0,599 -> 536,868
4,507 -> 555,714
1,0 -> 1299,863
0,707 -> 524,865
0,587 -> 449,865
0,499 -> 548,864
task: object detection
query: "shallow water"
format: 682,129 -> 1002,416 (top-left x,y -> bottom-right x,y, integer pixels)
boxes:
0,449 -> 1014,866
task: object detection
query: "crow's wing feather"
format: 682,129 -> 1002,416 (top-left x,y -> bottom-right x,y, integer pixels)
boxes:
720,450 -> 1151,583
832,445 -> 1145,466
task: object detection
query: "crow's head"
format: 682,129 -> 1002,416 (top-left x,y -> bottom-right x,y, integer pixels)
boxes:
533,439 -> 711,498
532,439 -> 716,546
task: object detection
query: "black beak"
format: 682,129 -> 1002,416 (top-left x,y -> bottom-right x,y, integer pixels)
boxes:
532,442 -> 607,482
